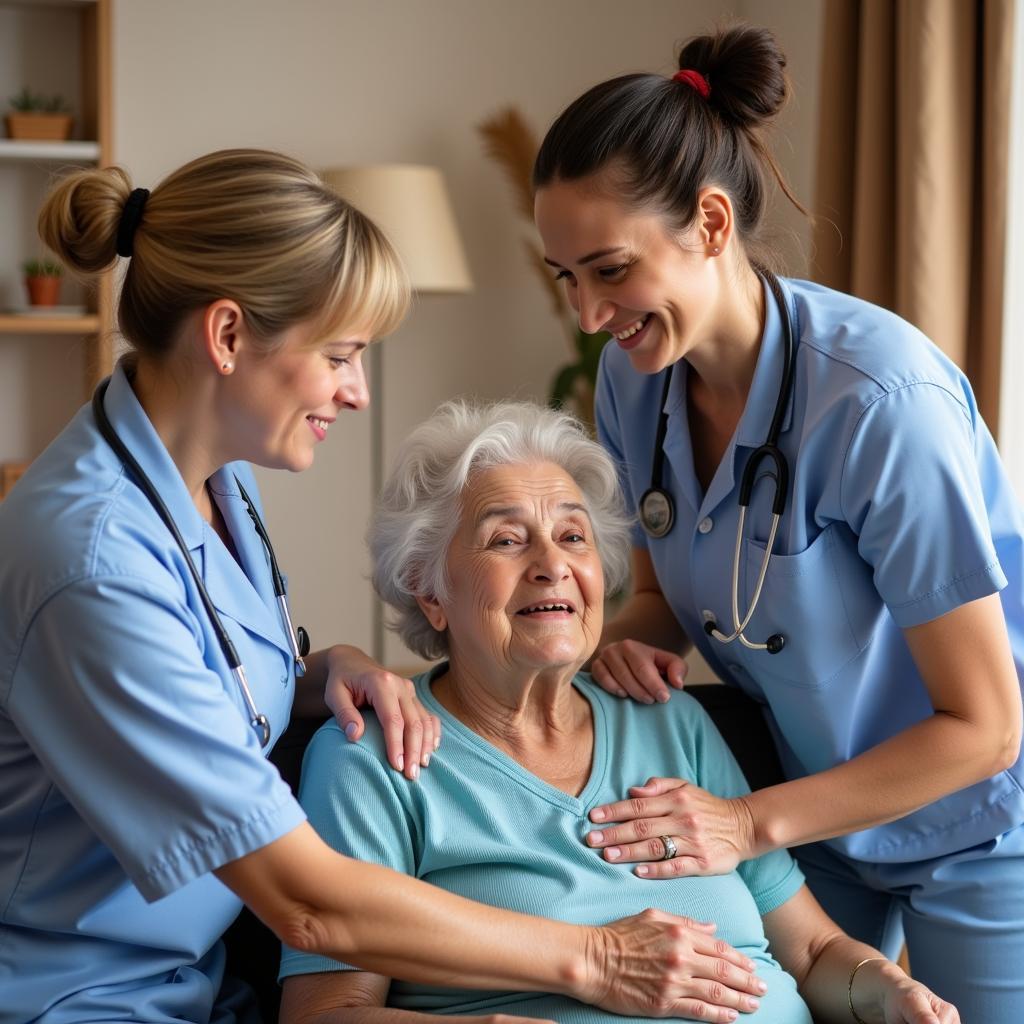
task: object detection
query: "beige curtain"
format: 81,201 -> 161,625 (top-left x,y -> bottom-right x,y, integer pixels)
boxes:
812,0 -> 1015,436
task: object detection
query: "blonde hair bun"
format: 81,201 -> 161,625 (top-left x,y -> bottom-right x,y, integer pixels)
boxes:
36,149 -> 410,360
38,165 -> 133,276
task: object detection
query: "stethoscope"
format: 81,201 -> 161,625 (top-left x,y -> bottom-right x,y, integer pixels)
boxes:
638,271 -> 795,656
92,378 -> 311,747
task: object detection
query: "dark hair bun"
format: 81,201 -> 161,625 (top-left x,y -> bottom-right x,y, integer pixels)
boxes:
678,24 -> 788,127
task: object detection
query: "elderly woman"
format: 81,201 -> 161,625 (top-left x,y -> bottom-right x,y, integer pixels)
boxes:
279,402 -> 958,1024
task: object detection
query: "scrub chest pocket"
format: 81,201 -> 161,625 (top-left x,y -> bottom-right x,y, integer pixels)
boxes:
741,523 -> 881,687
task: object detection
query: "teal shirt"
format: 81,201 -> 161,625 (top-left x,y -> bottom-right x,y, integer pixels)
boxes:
281,668 -> 810,1023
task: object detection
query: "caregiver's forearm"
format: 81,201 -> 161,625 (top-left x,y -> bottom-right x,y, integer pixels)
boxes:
218,823 -> 591,998
746,595 -> 1021,854
746,708 -> 1015,854
280,970 -> 510,1024
292,1010 -> 506,1024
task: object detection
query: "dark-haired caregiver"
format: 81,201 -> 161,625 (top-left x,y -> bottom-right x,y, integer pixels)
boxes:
533,22 -> 1023,1024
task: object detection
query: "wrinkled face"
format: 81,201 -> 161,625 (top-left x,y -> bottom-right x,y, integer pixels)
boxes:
535,174 -> 718,375
230,321 -> 370,472
430,462 -> 605,676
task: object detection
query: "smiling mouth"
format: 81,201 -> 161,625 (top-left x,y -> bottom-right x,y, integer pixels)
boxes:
307,416 -> 331,431
613,314 -> 651,341
517,602 -> 576,616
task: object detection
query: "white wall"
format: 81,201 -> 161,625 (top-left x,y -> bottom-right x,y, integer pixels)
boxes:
109,0 -> 822,672
737,0 -> 823,273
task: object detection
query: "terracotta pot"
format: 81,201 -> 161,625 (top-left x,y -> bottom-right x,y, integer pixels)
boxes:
5,113 -> 73,142
0,461 -> 28,500
25,275 -> 61,306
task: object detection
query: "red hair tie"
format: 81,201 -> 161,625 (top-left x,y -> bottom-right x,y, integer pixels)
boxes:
672,69 -> 711,99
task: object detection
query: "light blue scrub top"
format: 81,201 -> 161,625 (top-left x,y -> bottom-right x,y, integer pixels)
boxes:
596,276 -> 1024,865
0,364 -> 306,1023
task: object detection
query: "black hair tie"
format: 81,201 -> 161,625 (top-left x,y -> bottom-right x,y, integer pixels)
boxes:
116,187 -> 151,258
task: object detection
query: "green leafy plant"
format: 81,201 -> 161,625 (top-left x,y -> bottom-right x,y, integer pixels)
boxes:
22,259 -> 63,278
9,88 -> 69,114
477,107 -> 608,431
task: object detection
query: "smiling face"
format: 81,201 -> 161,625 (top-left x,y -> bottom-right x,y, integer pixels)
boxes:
228,320 -> 371,472
535,174 -> 725,376
420,462 -> 605,678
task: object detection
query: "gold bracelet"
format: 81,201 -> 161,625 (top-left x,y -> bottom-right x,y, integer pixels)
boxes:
848,956 -> 886,1024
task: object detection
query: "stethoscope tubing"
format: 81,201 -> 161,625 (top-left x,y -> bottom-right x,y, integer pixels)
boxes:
639,270 -> 795,655
234,475 -> 309,675
91,377 -> 307,746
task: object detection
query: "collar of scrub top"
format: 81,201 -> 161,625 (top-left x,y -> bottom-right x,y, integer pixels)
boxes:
205,474 -> 302,656
735,273 -> 797,446
97,366 -> 302,741
663,276 -> 797,431
102,363 -> 208,549
101,366 -> 293,653
657,276 -> 797,521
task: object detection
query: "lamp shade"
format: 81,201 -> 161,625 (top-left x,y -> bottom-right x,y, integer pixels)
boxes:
321,164 -> 472,294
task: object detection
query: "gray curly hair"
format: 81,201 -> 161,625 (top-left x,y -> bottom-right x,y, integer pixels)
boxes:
369,400 -> 634,660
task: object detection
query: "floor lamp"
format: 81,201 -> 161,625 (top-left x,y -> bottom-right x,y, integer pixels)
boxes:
321,165 -> 473,662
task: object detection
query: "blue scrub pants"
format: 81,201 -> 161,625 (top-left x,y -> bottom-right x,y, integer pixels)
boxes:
794,824 -> 1024,1020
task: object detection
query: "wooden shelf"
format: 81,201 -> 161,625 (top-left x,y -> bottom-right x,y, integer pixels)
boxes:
0,0 -> 112,462
0,2 -> 98,9
0,313 -> 100,334
0,139 -> 102,162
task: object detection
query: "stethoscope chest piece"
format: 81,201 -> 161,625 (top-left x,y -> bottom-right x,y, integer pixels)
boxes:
639,487 -> 674,539
252,713 -> 271,748
704,616 -> 786,655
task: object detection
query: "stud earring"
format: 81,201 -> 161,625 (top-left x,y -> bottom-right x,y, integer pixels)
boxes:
711,246 -> 720,255
221,361 -> 233,372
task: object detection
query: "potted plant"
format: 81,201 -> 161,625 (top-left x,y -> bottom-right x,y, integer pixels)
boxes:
6,88 -> 72,142
22,259 -> 63,307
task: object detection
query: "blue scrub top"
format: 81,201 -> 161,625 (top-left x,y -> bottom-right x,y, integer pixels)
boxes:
596,276 -> 1024,865
0,364 -> 305,1023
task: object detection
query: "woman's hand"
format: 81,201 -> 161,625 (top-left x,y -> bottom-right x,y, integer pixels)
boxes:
586,909 -> 768,1022
323,644 -> 441,780
851,960 -> 958,1024
587,777 -> 757,877
590,639 -> 687,704
842,959 -> 959,1024
881,978 -> 959,1024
